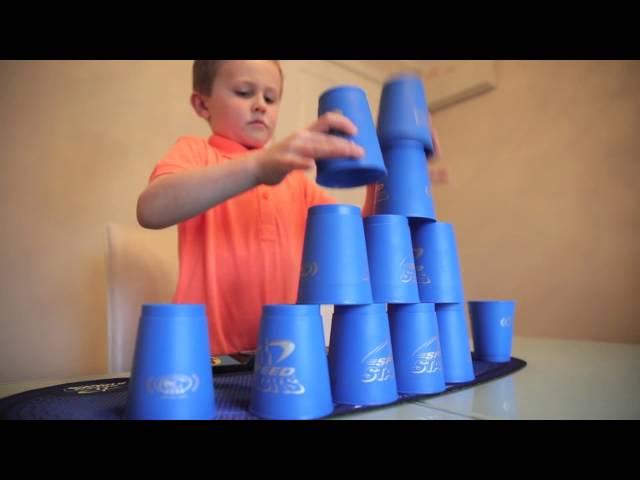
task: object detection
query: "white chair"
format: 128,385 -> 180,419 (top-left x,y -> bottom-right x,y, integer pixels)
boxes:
104,223 -> 178,373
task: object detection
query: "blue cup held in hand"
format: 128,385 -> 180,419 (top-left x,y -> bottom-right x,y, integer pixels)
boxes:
316,85 -> 387,188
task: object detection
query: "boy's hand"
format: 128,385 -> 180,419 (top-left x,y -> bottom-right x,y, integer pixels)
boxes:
252,112 -> 365,186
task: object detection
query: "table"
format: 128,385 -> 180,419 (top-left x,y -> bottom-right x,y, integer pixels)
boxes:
2,337 -> 636,420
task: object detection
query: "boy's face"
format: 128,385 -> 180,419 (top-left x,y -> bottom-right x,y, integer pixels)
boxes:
200,60 -> 282,149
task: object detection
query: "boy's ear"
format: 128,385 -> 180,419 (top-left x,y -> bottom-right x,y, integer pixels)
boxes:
190,92 -> 211,120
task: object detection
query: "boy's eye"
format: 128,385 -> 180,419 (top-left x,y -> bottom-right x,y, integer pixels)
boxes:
235,90 -> 252,98
264,95 -> 276,104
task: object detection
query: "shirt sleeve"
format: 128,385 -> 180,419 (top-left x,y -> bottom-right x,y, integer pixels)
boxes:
149,136 -> 211,183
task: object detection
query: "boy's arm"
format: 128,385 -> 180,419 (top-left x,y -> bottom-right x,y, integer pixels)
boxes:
137,156 -> 261,229
137,112 -> 365,230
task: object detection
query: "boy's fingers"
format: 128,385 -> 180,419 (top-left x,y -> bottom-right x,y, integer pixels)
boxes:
292,132 -> 364,159
285,155 -> 316,171
310,112 -> 359,136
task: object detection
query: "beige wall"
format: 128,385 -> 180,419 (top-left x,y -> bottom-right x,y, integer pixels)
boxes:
0,61 -> 209,382
430,60 -> 640,344
0,60 -> 638,383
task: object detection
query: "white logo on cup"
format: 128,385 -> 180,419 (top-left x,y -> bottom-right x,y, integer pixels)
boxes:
411,337 -> 440,374
415,265 -> 431,285
301,261 -> 318,278
255,339 -> 305,395
146,374 -> 200,397
412,248 -> 432,284
399,255 -> 417,283
361,341 -> 394,383
499,317 -> 512,327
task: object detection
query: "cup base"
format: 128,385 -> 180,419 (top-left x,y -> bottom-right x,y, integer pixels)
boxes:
474,354 -> 511,363
248,404 -> 334,421
332,395 -> 399,407
397,385 -> 446,396
317,165 -> 386,188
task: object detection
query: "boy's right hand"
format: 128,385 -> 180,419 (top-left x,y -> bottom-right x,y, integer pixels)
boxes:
251,112 -> 365,186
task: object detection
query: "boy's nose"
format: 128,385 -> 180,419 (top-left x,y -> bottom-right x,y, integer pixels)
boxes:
252,98 -> 267,113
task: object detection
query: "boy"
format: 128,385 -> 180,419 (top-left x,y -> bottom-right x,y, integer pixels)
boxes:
137,60 -> 439,356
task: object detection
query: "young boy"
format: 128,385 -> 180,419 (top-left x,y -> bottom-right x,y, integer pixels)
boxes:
137,60 -> 439,356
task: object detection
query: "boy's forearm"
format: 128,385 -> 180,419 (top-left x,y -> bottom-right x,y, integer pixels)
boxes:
137,154 -> 261,229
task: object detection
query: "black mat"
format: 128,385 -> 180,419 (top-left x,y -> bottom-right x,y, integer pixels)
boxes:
0,355 -> 526,420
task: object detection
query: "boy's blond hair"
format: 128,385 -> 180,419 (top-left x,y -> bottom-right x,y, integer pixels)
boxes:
192,60 -> 283,96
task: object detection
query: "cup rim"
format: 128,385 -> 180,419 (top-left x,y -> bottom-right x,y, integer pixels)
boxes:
307,204 -> 361,216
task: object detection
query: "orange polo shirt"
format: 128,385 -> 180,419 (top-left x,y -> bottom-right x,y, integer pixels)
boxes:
149,134 -> 336,355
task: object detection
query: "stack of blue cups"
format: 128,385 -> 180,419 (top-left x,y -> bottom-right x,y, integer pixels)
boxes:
411,220 -> 475,384
295,84 -> 402,408
273,73 -> 481,418
373,74 -> 474,386
297,207 -> 399,407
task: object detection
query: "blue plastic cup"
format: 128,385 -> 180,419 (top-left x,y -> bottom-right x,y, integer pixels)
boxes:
468,300 -> 516,363
373,140 -> 436,220
249,304 -> 334,420
377,74 -> 434,155
328,304 -> 399,406
435,303 -> 475,384
388,303 -> 446,395
297,204 -> 373,305
364,215 -> 420,304
126,304 -> 216,420
410,220 -> 465,303
316,85 -> 387,188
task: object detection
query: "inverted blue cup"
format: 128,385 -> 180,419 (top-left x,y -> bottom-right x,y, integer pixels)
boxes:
435,303 -> 475,384
377,74 -> 434,155
316,85 -> 387,188
297,204 -> 373,305
388,303 -> 446,395
364,215 -> 420,304
468,300 -> 516,363
127,304 -> 216,420
373,140 -> 436,220
411,220 -> 465,303
328,304 -> 399,406
249,305 -> 334,420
